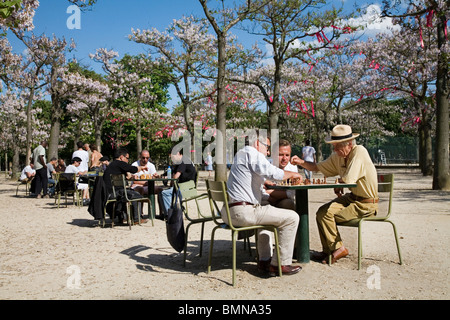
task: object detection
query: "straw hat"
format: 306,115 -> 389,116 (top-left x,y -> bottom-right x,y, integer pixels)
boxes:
325,125 -> 360,144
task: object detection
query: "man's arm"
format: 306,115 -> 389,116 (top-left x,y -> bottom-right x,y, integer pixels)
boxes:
291,155 -> 318,172
39,155 -> 47,169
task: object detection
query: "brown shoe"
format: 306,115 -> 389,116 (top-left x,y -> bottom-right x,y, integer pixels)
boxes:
133,219 -> 149,225
323,247 -> 349,264
269,264 -> 301,276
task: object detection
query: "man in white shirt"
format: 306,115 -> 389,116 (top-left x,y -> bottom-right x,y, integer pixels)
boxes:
20,162 -> 36,182
72,141 -> 90,173
302,139 -> 316,180
262,139 -> 298,210
226,133 -> 302,276
65,156 -> 90,205
130,150 -> 158,195
32,140 -> 49,198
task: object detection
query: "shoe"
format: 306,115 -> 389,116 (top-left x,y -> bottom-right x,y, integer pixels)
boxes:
269,264 -> 301,276
36,194 -> 42,199
43,194 -> 50,199
82,199 -> 90,206
133,218 -> 149,225
322,247 -> 349,264
258,259 -> 271,272
311,251 -> 328,262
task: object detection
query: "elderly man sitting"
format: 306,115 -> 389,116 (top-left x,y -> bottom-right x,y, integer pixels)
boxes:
291,124 -> 379,264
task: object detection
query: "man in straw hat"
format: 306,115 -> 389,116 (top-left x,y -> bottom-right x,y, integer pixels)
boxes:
291,124 -> 378,264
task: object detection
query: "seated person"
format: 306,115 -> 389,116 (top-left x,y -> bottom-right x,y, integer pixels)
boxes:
20,161 -> 36,182
89,144 -> 103,171
55,158 -> 66,173
65,157 -> 90,206
46,157 -> 58,197
159,148 -> 196,217
130,150 -> 159,195
99,155 -> 110,172
103,148 -> 149,224
262,139 -> 298,210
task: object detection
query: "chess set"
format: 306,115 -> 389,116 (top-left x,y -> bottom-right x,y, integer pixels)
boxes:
276,177 -> 340,186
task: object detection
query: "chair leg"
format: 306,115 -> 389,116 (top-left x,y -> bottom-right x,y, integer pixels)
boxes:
183,222 -> 192,267
272,228 -> 282,277
232,230 -> 238,287
111,203 -> 116,228
358,221 -> 363,270
388,220 -> 403,265
207,226 -> 219,274
199,222 -> 205,257
126,203 -> 132,230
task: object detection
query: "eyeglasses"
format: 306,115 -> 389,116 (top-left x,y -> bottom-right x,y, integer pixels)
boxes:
260,141 -> 270,148
141,157 -> 150,159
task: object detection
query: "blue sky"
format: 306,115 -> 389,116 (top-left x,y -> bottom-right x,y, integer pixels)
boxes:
30,0 -> 204,69
8,1 -> 396,109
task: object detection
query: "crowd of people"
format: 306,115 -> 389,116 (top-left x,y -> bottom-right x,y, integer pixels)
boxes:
17,124 -> 379,279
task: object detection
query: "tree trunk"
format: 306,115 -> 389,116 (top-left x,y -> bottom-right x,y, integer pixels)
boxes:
432,14 -> 450,190
48,119 -> 61,160
215,33 -> 228,182
25,86 -> 35,166
93,107 -> 103,154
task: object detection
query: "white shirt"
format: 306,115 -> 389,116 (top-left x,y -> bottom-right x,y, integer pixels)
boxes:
261,162 -> 298,201
20,165 -> 35,181
132,160 -> 156,176
65,164 -> 80,174
72,149 -> 89,172
65,165 -> 88,190
227,146 -> 284,205
302,145 -> 316,162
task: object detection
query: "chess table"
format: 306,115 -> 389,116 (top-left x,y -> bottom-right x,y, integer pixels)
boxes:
266,181 -> 357,263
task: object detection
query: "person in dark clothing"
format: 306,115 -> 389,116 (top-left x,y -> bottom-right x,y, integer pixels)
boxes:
159,149 -> 197,216
103,148 -> 149,225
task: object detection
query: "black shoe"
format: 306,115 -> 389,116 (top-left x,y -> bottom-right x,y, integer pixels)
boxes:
83,199 -> 90,206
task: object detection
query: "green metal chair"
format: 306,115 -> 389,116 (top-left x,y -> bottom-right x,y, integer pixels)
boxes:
16,176 -> 34,196
173,180 -> 213,267
206,180 -> 282,287
55,173 -> 82,208
331,173 -> 402,269
109,174 -> 153,230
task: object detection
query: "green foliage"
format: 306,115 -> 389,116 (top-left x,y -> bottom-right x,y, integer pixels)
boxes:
0,0 -> 22,19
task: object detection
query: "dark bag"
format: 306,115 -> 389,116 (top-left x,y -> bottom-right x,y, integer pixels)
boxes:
165,189 -> 185,253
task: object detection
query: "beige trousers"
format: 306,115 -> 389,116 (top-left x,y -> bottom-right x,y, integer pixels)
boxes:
316,193 -> 377,253
222,204 -> 299,266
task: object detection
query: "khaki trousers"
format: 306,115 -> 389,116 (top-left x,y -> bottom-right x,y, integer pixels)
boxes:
222,204 -> 299,266
316,193 -> 378,253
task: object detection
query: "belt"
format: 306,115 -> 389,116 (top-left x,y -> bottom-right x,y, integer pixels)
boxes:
229,201 -> 255,208
350,193 -> 379,203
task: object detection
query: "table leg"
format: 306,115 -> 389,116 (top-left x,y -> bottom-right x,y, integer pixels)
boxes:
295,189 -> 310,263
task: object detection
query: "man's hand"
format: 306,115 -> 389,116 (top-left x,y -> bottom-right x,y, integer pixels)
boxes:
290,155 -> 304,166
334,178 -> 344,197
334,187 -> 344,197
